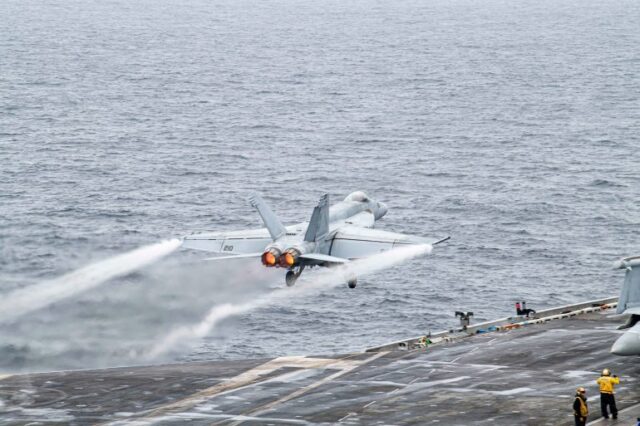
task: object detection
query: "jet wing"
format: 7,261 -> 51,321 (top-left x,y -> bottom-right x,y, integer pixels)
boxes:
182,228 -> 272,255
203,252 -> 263,261
329,226 -> 447,260
183,223 -> 307,255
299,253 -> 349,264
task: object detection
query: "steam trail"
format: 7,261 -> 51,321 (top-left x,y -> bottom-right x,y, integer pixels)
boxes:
148,244 -> 432,358
0,239 -> 182,323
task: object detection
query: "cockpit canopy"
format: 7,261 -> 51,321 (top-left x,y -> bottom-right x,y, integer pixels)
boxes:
344,191 -> 370,202
344,191 -> 387,219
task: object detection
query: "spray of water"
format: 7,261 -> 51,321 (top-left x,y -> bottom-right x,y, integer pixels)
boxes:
0,239 -> 182,324
147,243 -> 432,358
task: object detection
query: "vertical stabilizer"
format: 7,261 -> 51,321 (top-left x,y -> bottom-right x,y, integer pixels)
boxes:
248,194 -> 287,241
616,258 -> 640,314
304,194 -> 330,242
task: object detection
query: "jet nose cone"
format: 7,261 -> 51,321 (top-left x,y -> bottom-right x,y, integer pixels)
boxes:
611,329 -> 640,356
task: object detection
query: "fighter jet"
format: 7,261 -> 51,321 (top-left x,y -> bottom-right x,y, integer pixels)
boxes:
182,191 -> 448,288
611,255 -> 640,356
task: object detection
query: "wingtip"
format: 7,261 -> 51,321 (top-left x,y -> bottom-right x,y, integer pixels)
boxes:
318,193 -> 330,206
248,192 -> 261,207
433,236 -> 451,245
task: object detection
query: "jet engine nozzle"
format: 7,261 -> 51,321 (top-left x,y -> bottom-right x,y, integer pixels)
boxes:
279,242 -> 315,268
261,248 -> 281,267
280,249 -> 299,268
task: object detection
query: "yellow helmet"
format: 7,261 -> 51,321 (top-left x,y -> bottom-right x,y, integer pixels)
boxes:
602,368 -> 610,376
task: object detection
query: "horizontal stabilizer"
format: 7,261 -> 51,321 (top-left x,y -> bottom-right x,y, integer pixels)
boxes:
299,253 -> 349,264
203,252 -> 263,261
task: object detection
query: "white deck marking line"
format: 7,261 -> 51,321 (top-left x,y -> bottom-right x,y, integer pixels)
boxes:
227,352 -> 388,425
109,356 -> 366,425
450,346 -> 479,364
338,413 -> 355,422
363,400 -> 377,408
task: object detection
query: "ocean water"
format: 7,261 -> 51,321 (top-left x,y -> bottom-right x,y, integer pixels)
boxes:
1,0 -> 639,373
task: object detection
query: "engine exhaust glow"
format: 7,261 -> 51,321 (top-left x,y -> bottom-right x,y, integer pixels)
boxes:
280,251 -> 296,267
261,251 -> 278,267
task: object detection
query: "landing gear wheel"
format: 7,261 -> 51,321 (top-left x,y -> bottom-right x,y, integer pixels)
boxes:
285,271 -> 297,287
348,279 -> 357,289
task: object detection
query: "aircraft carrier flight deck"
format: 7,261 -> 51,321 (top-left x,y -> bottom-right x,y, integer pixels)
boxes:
1,297 -> 639,425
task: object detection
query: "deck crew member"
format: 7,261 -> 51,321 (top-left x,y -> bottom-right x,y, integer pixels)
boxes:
521,301 -> 536,317
596,368 -> 619,419
573,387 -> 588,426
515,301 -> 536,317
418,335 -> 432,348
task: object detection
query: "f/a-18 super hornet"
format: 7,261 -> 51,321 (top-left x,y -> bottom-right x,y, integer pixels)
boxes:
182,191 -> 448,288
611,255 -> 640,355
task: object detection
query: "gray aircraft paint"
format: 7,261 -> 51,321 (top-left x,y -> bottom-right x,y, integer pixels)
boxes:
182,191 -> 444,286
611,257 -> 640,356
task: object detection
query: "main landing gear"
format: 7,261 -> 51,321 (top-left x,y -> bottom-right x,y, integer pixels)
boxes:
346,272 -> 357,289
285,266 -> 305,287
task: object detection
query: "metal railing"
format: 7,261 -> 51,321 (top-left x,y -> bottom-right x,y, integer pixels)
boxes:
365,297 -> 618,353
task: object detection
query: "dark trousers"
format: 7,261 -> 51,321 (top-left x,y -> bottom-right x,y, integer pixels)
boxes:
600,393 -> 618,418
574,415 -> 586,426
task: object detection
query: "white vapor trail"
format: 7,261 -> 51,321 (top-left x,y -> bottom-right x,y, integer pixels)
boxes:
0,239 -> 182,323
147,243 -> 432,358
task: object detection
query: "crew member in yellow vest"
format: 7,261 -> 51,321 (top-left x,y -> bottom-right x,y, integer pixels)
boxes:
573,387 -> 588,426
596,368 -> 620,419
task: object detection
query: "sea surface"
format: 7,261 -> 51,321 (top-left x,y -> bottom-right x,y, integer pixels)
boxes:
1,0 -> 639,373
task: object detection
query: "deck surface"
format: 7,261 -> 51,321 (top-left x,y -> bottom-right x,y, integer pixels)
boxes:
1,310 -> 639,425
